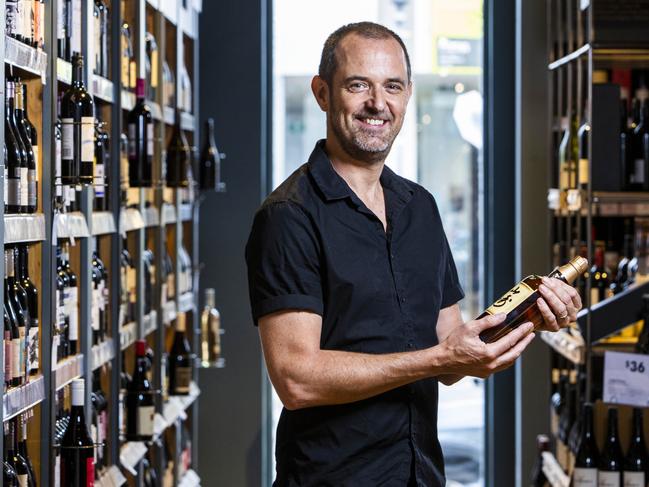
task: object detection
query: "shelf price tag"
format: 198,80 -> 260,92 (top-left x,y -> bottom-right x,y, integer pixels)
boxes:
603,351 -> 649,407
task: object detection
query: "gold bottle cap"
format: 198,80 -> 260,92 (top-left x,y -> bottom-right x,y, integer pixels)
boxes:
559,256 -> 589,284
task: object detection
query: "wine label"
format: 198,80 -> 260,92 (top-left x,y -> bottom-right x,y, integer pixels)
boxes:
92,288 -> 100,330
81,117 -> 95,163
5,331 -> 12,379
129,61 -> 137,89
22,0 -> 32,40
71,0 -> 81,54
573,468 -> 598,486
174,367 -> 192,393
32,145 -> 39,169
91,423 -> 98,463
4,166 -> 8,207
599,471 -> 621,487
29,324 -> 39,371
6,1 -> 19,37
590,288 -> 600,307
147,122 -> 154,157
127,267 -> 136,294
623,471 -> 645,487
485,281 -> 534,316
121,53 -> 130,88
56,0 -> 65,38
28,168 -> 37,207
8,178 -> 20,208
19,326 -> 26,376
52,334 -> 59,367
85,457 -> 95,487
62,118 -> 74,160
54,453 -> 61,487
12,336 -> 21,379
20,167 -> 29,207
138,405 -> 155,436
15,0 -> 24,38
151,49 -> 159,87
17,473 -> 28,487
128,123 -> 137,158
94,163 -> 105,196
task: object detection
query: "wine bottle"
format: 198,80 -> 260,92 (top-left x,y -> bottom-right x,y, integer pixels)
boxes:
8,247 -> 30,383
200,288 -> 222,367
143,249 -> 154,314
599,407 -> 623,486
14,81 -> 37,213
126,340 -> 155,441
4,304 -> 14,390
573,403 -> 599,486
60,379 -> 95,486
629,99 -> 649,191
93,121 -> 107,211
54,248 -> 67,364
5,80 -> 23,215
530,434 -> 550,487
5,249 -> 25,387
169,313 -> 192,395
558,370 -> 576,470
166,112 -> 190,188
127,78 -> 153,187
589,244 -> 610,306
622,408 -> 648,487
145,32 -> 159,101
56,0 -> 68,60
120,2 -> 135,90
6,420 -> 30,487
3,425 -> 19,486
90,369 -> 108,475
17,415 -> 36,487
69,0 -> 81,58
199,118 -> 223,191
61,52 -> 95,186
6,1 -> 21,42
6,78 -> 30,214
118,360 -> 131,441
19,247 -> 38,377
479,257 -> 588,343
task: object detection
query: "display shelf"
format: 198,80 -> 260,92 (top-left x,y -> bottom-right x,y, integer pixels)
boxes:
144,206 -> 160,227
2,376 -> 45,422
122,90 -> 136,111
119,207 -> 145,233
56,58 -> 72,84
146,0 -> 160,9
54,354 -> 84,391
120,322 -> 137,351
192,0 -> 203,13
576,280 -> 649,343
119,440 -> 148,475
92,75 -> 115,103
180,204 -> 193,222
180,7 -> 195,39
590,191 -> 649,217
541,451 -> 569,487
144,310 -> 158,336
4,213 -> 46,244
180,111 -> 195,131
92,211 -> 117,236
149,100 -> 163,121
162,203 -> 177,225
163,299 -> 177,325
161,0 -> 179,24
163,382 -> 200,425
163,106 -> 175,125
179,469 -> 201,487
179,292 -> 195,313
4,35 -> 48,81
539,329 -> 585,365
97,465 -> 128,487
54,211 -> 90,240
91,338 -> 116,371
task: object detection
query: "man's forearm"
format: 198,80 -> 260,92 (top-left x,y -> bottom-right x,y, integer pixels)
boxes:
279,346 -> 448,409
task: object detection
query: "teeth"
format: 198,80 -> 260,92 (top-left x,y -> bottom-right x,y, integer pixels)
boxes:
364,118 -> 385,126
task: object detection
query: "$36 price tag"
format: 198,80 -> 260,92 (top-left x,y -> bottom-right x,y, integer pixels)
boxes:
603,351 -> 649,407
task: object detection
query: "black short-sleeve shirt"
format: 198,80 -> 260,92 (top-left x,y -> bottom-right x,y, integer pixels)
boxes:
246,140 -> 464,486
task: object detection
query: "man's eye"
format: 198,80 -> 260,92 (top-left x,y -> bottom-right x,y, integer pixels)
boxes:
349,82 -> 368,91
386,83 -> 403,92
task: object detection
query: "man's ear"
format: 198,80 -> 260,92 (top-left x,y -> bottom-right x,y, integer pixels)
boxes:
311,75 -> 329,112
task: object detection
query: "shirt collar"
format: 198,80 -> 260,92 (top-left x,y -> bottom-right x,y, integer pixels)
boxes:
308,139 -> 414,204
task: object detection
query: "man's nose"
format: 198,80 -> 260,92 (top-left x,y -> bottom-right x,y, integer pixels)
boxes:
366,87 -> 387,112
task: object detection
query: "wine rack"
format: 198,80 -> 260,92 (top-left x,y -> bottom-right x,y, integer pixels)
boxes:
1,0 -> 207,485
539,0 -> 649,484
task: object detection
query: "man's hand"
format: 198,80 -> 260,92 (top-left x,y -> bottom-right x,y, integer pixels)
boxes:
536,276 -> 582,332
439,313 -> 535,379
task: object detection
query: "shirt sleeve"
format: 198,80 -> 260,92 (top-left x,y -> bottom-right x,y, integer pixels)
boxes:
245,201 -> 323,325
440,236 -> 465,309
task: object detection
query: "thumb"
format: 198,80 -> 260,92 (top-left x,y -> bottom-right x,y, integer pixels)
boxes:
471,313 -> 507,333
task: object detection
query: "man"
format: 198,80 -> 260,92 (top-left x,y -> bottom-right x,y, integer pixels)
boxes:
246,22 -> 581,486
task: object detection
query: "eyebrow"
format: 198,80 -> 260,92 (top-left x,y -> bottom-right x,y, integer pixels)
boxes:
344,76 -> 407,85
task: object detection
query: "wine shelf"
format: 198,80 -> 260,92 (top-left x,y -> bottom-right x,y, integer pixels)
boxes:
2,376 -> 45,422
121,90 -> 136,111
54,354 -> 84,391
54,211 -> 90,240
92,211 -> 118,236
91,339 -> 116,371
119,440 -> 149,475
144,310 -> 158,336
56,57 -> 72,84
179,469 -> 202,487
179,291 -> 195,313
162,203 -> 177,225
180,204 -> 193,222
180,7 -> 196,39
97,465 -> 128,487
119,207 -> 146,233
92,75 -> 115,104
540,451 -> 569,487
4,35 -> 48,81
181,111 -> 195,131
144,205 -> 161,227
4,213 -> 46,244
120,322 -> 138,351
539,329 -> 585,365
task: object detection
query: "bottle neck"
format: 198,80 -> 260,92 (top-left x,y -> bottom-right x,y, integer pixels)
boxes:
206,120 -> 216,147
6,250 -> 15,279
633,410 -> 644,440
607,410 -> 619,439
72,60 -> 85,88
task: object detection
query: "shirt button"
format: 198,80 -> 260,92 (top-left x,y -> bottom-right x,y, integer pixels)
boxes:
401,296 -> 406,303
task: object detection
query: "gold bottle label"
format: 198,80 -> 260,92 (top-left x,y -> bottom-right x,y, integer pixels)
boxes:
485,281 -> 534,316
579,158 -> 589,185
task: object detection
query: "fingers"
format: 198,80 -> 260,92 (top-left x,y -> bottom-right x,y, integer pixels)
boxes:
539,279 -> 575,324
542,277 -> 582,315
536,297 -> 560,332
488,321 -> 534,356
493,332 -> 536,372
471,313 -> 507,333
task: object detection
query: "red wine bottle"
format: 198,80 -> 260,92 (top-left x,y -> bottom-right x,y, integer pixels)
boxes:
199,118 -> 222,190
599,407 -> 623,486
169,313 -> 192,395
60,52 -> 95,186
127,78 -> 153,187
60,379 -> 95,487
623,408 -> 648,487
126,341 -> 155,441
573,403 -> 599,486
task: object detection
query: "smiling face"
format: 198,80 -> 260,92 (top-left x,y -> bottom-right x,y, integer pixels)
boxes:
312,33 -> 412,164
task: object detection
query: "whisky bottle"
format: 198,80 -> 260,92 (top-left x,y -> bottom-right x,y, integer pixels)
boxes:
479,257 -> 588,343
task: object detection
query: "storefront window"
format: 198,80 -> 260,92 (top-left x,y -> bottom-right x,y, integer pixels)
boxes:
272,1 -> 484,484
